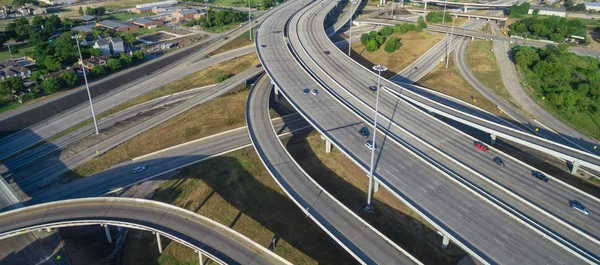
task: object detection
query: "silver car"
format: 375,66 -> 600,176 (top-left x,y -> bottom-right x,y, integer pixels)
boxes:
133,166 -> 146,173
570,201 -> 590,216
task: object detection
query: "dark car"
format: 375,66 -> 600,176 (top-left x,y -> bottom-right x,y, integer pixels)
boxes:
368,85 -> 377,91
359,127 -> 370,138
532,171 -> 549,182
302,88 -> 310,95
261,44 -> 267,48
324,51 -> 331,55
570,200 -> 590,216
493,157 -> 505,167
223,37 -> 229,40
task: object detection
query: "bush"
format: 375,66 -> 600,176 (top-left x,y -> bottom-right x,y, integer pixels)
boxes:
41,77 -> 60,94
418,16 -> 427,29
365,39 -> 380,52
425,11 -> 452,23
216,73 -> 229,82
60,71 -> 78,86
379,26 -> 394,37
107,58 -> 122,71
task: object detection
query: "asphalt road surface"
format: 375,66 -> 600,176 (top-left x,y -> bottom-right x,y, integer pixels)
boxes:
247,74 -> 419,264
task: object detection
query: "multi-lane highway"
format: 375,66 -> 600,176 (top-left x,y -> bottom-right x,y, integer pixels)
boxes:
0,198 -> 293,265
247,74 -> 419,264
257,0 -> 600,263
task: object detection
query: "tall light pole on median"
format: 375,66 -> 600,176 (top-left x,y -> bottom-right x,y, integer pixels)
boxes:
72,34 -> 99,135
364,64 -> 387,213
348,0 -> 357,56
445,14 -> 455,68
442,3 -> 448,67
248,0 -> 252,40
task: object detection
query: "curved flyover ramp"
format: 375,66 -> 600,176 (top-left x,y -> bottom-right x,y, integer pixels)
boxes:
0,197 -> 292,265
246,74 -> 419,265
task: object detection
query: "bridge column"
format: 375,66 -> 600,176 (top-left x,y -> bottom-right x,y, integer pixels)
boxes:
374,180 -> 380,192
442,235 -> 450,249
464,6 -> 468,13
321,134 -> 333,153
424,1 -> 427,10
45,227 -> 52,232
570,160 -> 580,174
155,232 -> 163,253
104,225 -> 112,244
197,251 -> 204,265
490,134 -> 496,145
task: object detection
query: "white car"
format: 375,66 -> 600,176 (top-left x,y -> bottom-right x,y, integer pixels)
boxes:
311,89 -> 318,95
365,140 -> 376,150
133,166 -> 146,173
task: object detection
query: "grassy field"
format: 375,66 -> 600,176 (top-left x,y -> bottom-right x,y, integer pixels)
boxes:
465,40 -> 515,106
211,0 -> 267,8
0,96 -> 20,114
61,86 -> 250,180
350,31 -> 444,74
103,11 -> 144,21
121,132 -> 465,265
0,43 -> 34,61
418,54 -> 508,118
102,53 -> 258,118
208,30 -> 254,56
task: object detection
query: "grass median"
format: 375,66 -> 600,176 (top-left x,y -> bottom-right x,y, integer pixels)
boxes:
465,40 -> 515,106
418,54 -> 509,119
120,132 -> 464,265
209,31 -> 254,56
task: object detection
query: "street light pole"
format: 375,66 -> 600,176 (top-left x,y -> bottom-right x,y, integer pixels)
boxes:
365,64 -> 387,213
348,1 -> 357,56
248,0 -> 252,40
442,3 -> 448,66
72,35 -> 99,135
445,15 -> 455,68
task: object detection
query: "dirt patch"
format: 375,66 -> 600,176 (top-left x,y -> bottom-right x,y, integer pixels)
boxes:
139,33 -> 172,43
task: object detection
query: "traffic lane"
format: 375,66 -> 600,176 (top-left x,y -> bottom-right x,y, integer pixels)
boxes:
301,17 -> 600,257
27,114 -> 308,205
0,201 -> 275,265
292,7 -> 588,262
0,46 -> 256,162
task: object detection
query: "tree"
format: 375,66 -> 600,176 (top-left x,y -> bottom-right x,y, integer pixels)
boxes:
31,70 -> 48,83
360,33 -> 371,45
78,6 -> 84,16
62,18 -> 76,29
44,57 -> 62,72
86,47 -> 102,57
12,0 -> 39,5
32,16 -> 45,28
216,73 -> 229,82
95,7 -> 106,16
123,33 -> 136,46
379,26 -> 394,37
107,58 -> 122,71
119,53 -> 132,65
514,46 -> 540,68
365,39 -> 380,52
60,71 -> 78,86
92,28 -> 103,38
418,16 -> 427,29
532,9 -> 539,17
85,6 -> 94,15
91,65 -> 106,76
384,37 -> 401,53
133,50 -> 144,61
0,77 -> 22,96
41,77 -> 60,94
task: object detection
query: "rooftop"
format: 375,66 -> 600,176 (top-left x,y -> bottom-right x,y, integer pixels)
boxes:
96,20 -> 131,29
132,17 -> 158,24
178,9 -> 198,15
79,14 -> 95,21
585,2 -> 600,7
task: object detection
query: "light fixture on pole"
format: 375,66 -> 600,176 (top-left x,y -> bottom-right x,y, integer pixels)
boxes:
248,0 -> 252,40
348,1 -> 357,56
442,3 -> 448,66
364,64 -> 387,213
445,14 -> 455,69
72,34 -> 99,135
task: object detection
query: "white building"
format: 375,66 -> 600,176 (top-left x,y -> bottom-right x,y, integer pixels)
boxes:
135,0 -> 177,9
528,6 -> 566,17
585,2 -> 600,11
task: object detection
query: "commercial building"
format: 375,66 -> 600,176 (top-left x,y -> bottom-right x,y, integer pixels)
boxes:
171,9 -> 199,22
584,2 -> 600,11
528,6 -> 566,17
132,18 -> 164,28
96,20 -> 140,32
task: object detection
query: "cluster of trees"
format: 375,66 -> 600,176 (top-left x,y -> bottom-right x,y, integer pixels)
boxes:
513,45 -> 600,117
566,0 -> 586,12
184,8 -> 245,29
11,0 -> 39,5
78,6 -> 106,16
262,0 -> 279,9
360,18 -> 427,53
425,11 -> 452,23
509,16 -> 587,43
508,2 -> 530,18
4,15 -> 78,44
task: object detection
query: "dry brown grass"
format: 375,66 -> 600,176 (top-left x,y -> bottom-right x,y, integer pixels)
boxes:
209,31 -> 254,56
465,40 -> 515,105
63,88 -> 250,179
351,31 -> 445,73
418,54 -> 509,118
103,53 -> 259,118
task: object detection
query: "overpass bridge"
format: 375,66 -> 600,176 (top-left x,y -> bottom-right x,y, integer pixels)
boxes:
413,0 -> 515,12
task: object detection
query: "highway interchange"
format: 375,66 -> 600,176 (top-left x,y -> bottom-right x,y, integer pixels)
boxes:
3,0 -> 600,264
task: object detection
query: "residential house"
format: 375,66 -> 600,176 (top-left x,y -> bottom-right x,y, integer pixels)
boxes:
71,24 -> 95,33
528,6 -> 566,17
93,37 -> 125,56
93,39 -> 110,56
0,60 -> 31,80
82,56 -> 109,70
171,9 -> 198,22
31,7 -> 46,15
132,18 -> 164,28
130,6 -> 153,14
585,2 -> 600,11
96,20 -> 140,32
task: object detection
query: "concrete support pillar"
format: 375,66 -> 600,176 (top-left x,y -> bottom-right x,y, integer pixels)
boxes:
571,160 -> 580,174
198,251 -> 204,265
325,139 -> 332,153
274,85 -> 279,102
156,232 -> 163,253
490,134 -> 496,145
104,225 -> 112,244
374,180 -> 380,193
424,1 -> 427,10
464,6 -> 467,13
442,235 -> 450,249
45,227 -> 51,232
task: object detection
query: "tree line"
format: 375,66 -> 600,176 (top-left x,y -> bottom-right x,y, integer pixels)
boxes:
425,11 -> 452,23
184,8 -> 246,29
509,16 -> 588,43
508,2 -> 530,18
360,17 -> 426,54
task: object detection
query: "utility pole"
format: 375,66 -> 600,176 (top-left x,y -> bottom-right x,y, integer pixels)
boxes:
72,35 -> 99,135
7,43 -> 12,59
248,0 -> 252,40
445,15 -> 455,68
365,64 -> 387,213
442,3 -> 448,66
